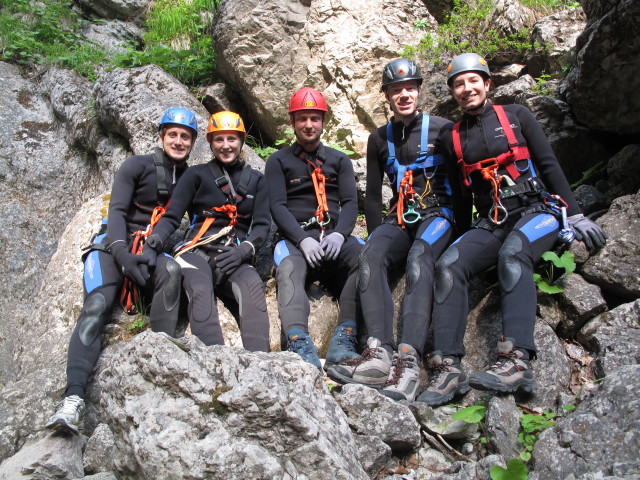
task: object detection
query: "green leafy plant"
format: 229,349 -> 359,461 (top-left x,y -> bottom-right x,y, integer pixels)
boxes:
518,409 -> 556,461
569,161 -> 607,189
532,74 -> 552,95
534,250 -> 576,294
128,316 -> 149,335
490,458 -> 529,480
452,404 -> 486,423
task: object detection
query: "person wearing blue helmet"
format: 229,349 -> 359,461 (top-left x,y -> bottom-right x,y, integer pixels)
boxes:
46,107 -> 198,434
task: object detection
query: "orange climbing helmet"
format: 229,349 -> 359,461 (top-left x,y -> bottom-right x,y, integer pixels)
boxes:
206,111 -> 246,143
288,87 -> 328,114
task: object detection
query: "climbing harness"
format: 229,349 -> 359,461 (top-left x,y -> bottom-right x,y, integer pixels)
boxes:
296,145 -> 331,239
452,105 -> 533,226
543,193 -> 575,244
385,114 -> 445,228
174,161 -> 252,257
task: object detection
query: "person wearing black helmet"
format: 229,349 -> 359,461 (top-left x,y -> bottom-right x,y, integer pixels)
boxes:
326,58 -> 456,402
143,111 -> 270,352
417,53 -> 607,406
46,107 -> 199,433
265,87 -> 363,370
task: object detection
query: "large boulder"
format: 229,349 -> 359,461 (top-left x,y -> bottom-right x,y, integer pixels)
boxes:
564,0 -> 640,134
212,0 -> 436,156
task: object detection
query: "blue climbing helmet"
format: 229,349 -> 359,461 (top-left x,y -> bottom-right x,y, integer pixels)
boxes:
158,107 -> 198,138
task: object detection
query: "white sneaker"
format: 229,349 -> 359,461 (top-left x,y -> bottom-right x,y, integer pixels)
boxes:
380,343 -> 420,401
46,395 -> 85,433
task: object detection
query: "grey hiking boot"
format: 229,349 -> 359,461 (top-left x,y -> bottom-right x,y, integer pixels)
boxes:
469,337 -> 537,393
327,337 -> 392,388
287,329 -> 321,369
45,395 -> 85,434
325,321 -> 360,367
416,351 -> 470,406
380,343 -> 421,402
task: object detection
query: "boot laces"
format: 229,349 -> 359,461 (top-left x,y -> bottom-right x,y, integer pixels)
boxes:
427,360 -> 453,387
58,395 -> 83,416
289,336 -> 313,356
382,355 -> 413,387
351,346 -> 382,367
489,350 -> 521,372
336,329 -> 357,349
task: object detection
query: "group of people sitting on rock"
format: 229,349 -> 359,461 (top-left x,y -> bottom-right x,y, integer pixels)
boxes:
46,53 -> 606,434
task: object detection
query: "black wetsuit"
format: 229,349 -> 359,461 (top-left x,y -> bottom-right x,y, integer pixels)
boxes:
361,112 -> 456,356
433,102 -> 581,357
151,158 -> 271,351
265,142 -> 362,334
66,148 -> 186,399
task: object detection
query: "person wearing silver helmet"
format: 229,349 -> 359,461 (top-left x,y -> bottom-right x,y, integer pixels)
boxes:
46,107 -> 198,434
327,58 -> 457,403
417,53 -> 606,406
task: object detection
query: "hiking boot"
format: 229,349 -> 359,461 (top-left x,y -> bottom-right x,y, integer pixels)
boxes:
416,351 -> 470,406
469,337 -> 537,393
287,329 -> 322,369
45,395 -> 85,434
327,337 -> 391,388
325,321 -> 360,367
380,343 -> 421,402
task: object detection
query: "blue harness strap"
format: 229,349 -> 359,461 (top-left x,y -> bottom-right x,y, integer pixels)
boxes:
385,114 -> 444,191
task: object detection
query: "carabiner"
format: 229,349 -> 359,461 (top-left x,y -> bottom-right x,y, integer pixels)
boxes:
318,212 -> 331,226
489,203 -> 509,225
402,201 -> 421,224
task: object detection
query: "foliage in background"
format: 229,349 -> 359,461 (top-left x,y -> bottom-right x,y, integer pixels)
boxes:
0,0 -> 108,81
403,0 -> 579,64
247,128 -> 356,161
0,0 -> 221,86
518,409 -> 557,461
114,0 -> 220,86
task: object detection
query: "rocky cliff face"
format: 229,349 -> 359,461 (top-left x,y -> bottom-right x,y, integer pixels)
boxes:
0,0 -> 639,478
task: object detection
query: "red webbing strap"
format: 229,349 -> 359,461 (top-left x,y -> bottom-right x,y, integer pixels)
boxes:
180,204 -> 238,252
396,170 -> 415,229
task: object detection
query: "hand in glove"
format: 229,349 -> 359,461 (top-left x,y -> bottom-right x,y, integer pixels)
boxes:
299,237 -> 324,268
137,245 -> 158,282
320,232 -> 345,261
111,242 -> 150,286
568,214 -> 607,250
215,242 -> 254,276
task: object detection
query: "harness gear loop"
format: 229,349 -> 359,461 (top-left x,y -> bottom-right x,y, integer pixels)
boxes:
120,203 -> 168,314
397,170 -> 421,227
175,204 -> 238,257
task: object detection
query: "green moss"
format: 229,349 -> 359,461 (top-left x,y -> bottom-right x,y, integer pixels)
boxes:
199,385 -> 232,416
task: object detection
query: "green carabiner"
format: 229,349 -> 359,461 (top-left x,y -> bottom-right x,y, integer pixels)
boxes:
402,201 -> 420,224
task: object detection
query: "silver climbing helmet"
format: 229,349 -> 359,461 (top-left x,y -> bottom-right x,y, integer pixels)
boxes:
446,53 -> 491,86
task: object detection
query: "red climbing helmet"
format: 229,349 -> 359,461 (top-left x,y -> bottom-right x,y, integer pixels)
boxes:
288,87 -> 328,114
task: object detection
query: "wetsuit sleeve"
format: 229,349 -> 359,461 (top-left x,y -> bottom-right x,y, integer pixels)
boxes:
364,130 -> 384,235
441,126 -> 473,235
152,167 -> 198,243
516,106 -> 581,216
334,154 -> 358,238
265,155 -> 309,245
107,156 -> 143,245
245,173 -> 271,249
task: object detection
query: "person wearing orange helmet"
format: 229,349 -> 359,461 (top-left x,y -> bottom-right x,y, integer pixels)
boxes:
417,53 -> 606,406
46,107 -> 197,433
265,87 -> 363,369
143,111 -> 270,352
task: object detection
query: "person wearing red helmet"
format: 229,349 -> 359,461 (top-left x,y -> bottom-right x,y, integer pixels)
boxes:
143,111 -> 270,352
326,58 -> 456,402
46,107 -> 198,433
417,53 -> 606,406
265,87 -> 363,369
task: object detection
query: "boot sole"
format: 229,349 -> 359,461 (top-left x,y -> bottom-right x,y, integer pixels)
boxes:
327,367 -> 386,388
416,382 -> 471,406
46,420 -> 80,434
469,377 -> 537,393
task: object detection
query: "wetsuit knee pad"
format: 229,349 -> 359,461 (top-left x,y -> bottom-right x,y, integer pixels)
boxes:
161,258 -> 181,312
498,235 -> 523,293
185,276 -> 215,323
232,269 -> 267,313
434,246 -> 459,304
78,292 -> 107,346
276,257 -> 299,307
406,241 -> 425,293
358,244 -> 374,294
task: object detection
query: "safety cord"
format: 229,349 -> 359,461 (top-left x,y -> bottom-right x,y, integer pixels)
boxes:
174,204 -> 238,258
396,170 -> 421,228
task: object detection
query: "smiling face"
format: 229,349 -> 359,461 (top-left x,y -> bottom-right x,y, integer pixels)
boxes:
384,79 -> 420,123
291,110 -> 324,151
449,72 -> 491,114
160,125 -> 195,165
210,131 -> 243,165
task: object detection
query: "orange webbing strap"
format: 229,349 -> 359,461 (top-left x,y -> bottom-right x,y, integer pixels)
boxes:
177,204 -> 238,254
309,165 -> 329,225
119,204 -> 168,314
397,170 -> 416,229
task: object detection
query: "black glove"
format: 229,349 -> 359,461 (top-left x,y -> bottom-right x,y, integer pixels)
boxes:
299,237 -> 324,268
320,232 -> 345,261
138,245 -> 158,282
111,242 -> 150,286
568,214 -> 607,250
215,242 -> 254,276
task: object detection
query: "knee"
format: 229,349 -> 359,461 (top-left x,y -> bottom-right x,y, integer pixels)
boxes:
406,241 -> 430,293
185,276 -> 215,324
434,246 -> 460,304
358,243 -> 382,293
157,257 -> 181,311
232,268 -> 267,313
498,235 -> 524,293
276,256 -> 304,307
77,292 -> 107,346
